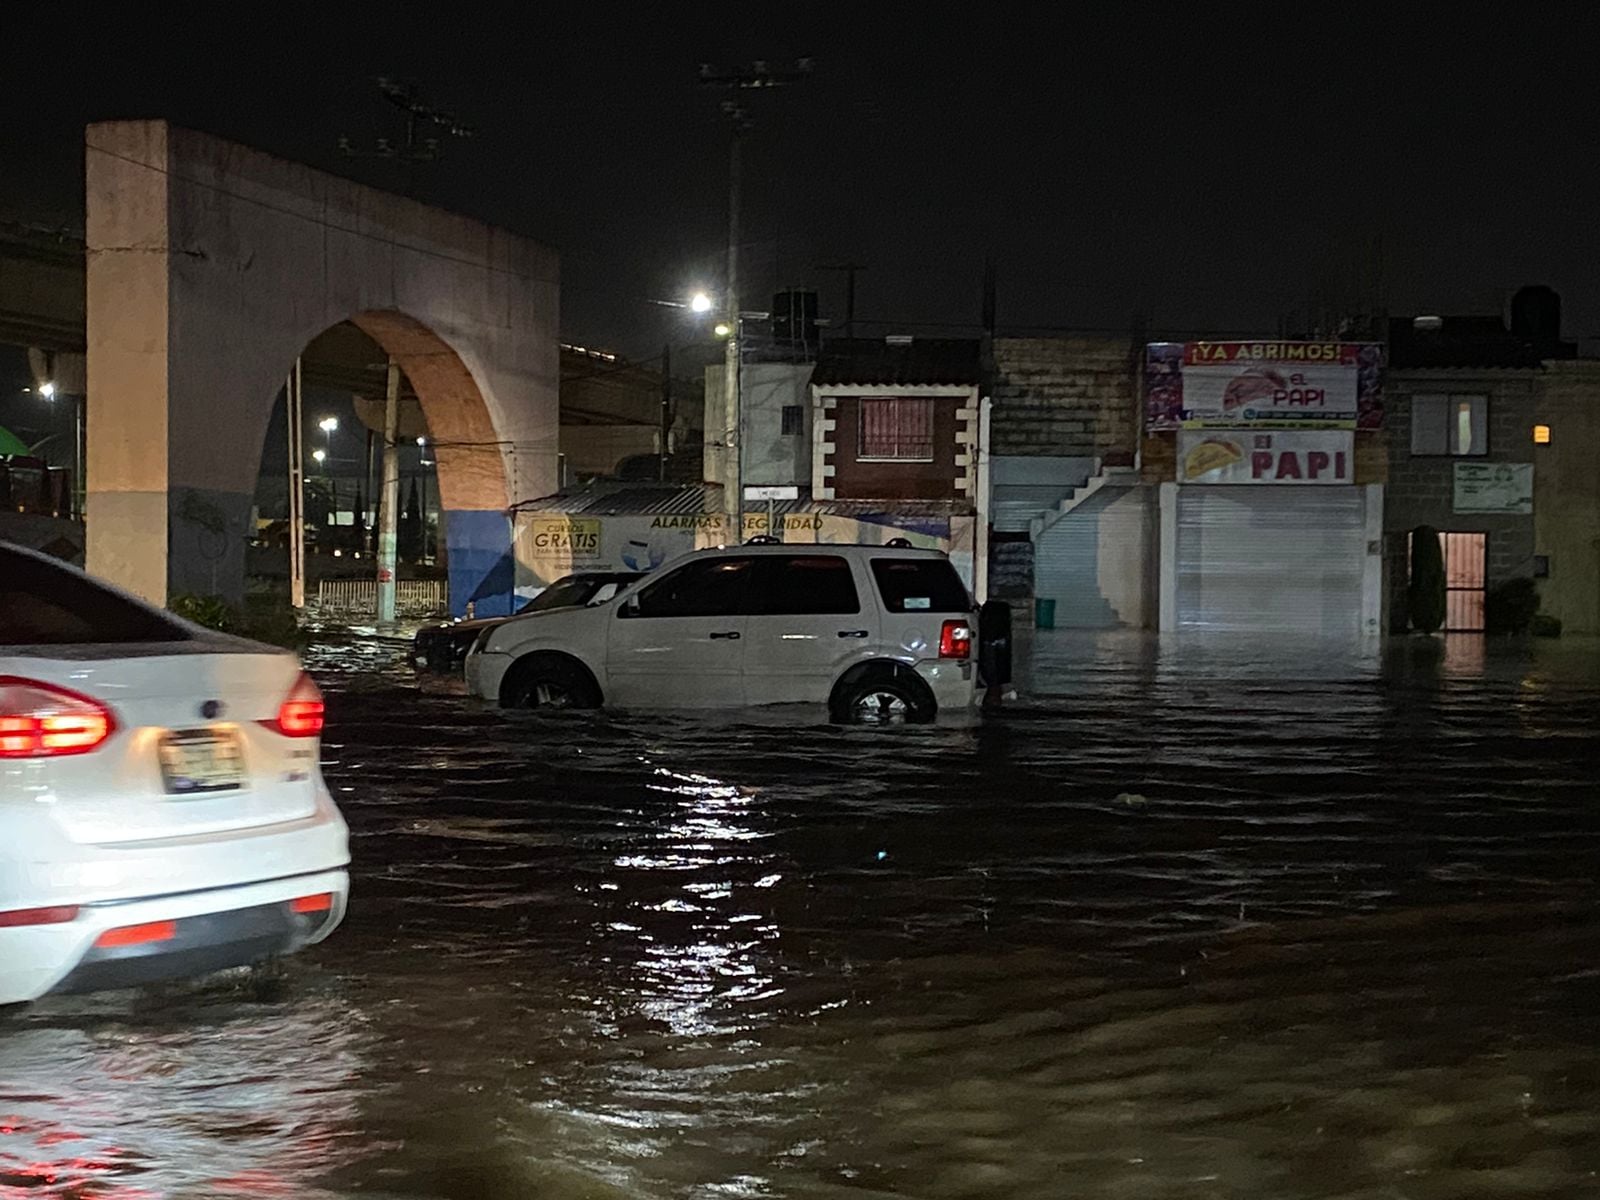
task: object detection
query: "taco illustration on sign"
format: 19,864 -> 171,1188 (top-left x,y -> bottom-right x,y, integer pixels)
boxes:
1183,437 -> 1244,480
1222,366 -> 1287,411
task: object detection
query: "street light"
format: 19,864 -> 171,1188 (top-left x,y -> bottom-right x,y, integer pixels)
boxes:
38,381 -> 55,399
689,291 -> 714,314
312,448 -> 326,464
318,416 -> 339,433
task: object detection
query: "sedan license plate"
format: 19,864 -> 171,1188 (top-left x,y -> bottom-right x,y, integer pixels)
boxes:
159,729 -> 245,795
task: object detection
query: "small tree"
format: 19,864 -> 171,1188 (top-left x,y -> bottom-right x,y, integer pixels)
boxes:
1407,526 -> 1446,634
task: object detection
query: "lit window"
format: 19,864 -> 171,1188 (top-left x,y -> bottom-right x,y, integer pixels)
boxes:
858,398 -> 935,461
1411,394 -> 1488,456
1533,424 -> 1551,445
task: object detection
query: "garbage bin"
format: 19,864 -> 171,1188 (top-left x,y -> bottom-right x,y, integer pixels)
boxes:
1034,597 -> 1056,630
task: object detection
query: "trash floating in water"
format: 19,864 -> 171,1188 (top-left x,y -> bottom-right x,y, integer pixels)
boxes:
1113,792 -> 1149,807
876,850 -> 889,861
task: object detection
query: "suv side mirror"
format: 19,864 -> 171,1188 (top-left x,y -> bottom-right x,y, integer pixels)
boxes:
618,594 -> 641,618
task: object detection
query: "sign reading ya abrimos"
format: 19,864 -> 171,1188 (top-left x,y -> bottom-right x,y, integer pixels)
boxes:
1146,341 -> 1384,431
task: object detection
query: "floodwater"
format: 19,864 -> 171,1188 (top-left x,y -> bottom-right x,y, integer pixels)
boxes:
5,632 -> 1600,1198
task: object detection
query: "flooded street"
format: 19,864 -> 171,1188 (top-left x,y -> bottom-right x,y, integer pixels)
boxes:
5,632 -> 1600,1198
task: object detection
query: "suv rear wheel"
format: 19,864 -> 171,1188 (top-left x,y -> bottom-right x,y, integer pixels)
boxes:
832,673 -> 936,726
500,654 -> 601,711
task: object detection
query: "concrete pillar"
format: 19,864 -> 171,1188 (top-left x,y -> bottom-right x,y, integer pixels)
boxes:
85,122 -> 171,603
1158,481 -> 1179,633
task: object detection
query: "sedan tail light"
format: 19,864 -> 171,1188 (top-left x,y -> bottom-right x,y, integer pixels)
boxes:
0,676 -> 117,758
260,671 -> 325,737
939,619 -> 974,660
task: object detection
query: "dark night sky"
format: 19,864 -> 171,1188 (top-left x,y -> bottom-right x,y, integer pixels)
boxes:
3,6 -> 1598,358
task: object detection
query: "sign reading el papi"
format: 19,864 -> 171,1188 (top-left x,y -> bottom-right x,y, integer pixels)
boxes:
1146,341 -> 1384,431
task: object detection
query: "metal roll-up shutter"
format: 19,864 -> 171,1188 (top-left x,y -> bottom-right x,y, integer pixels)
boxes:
1176,488 -> 1366,635
1035,486 -> 1151,628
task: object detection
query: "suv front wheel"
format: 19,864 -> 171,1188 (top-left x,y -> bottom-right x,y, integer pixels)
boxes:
500,653 -> 602,711
831,672 -> 936,726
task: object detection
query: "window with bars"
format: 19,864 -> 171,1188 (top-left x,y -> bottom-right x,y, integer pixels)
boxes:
857,398 -> 935,461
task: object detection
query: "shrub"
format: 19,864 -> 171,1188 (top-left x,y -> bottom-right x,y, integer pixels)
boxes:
169,592 -> 308,649
1406,526 -> 1446,634
1484,576 -> 1540,635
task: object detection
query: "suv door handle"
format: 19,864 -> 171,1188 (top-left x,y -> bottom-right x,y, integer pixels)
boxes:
709,631 -> 741,640
837,629 -> 869,638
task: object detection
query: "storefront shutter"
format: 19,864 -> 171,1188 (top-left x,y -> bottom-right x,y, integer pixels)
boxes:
1176,488 -> 1367,635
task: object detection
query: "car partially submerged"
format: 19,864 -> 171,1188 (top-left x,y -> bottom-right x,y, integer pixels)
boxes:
465,543 -> 985,723
1,543 -> 349,1006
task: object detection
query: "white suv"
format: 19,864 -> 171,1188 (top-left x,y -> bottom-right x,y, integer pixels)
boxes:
465,544 -> 978,723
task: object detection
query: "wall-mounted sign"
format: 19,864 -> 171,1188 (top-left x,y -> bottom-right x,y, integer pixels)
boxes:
1147,341 -> 1384,431
1453,462 -> 1533,514
1178,429 -> 1354,485
744,485 -> 800,500
521,517 -> 603,559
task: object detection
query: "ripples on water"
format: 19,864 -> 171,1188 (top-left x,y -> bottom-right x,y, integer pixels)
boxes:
4,632 -> 1599,1198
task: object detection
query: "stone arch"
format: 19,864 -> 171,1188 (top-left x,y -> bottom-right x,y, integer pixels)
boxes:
84,119 -> 558,615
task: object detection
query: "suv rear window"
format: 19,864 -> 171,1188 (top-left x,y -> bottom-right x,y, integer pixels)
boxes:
870,557 -> 972,614
0,548 -> 190,645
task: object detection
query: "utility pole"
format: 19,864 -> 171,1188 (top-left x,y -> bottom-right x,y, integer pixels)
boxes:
659,343 -> 673,483
699,58 -> 813,543
821,262 -> 867,338
376,358 -> 402,624
286,359 -> 306,609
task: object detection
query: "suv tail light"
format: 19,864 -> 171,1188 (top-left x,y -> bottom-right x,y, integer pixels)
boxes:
939,619 -> 973,660
0,676 -> 116,759
261,671 -> 325,737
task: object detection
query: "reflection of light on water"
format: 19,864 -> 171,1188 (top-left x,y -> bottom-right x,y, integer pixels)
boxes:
0,991 -> 367,1197
604,767 -> 785,1038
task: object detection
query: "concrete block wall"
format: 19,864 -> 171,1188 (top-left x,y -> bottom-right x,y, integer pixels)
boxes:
1534,363 -> 1600,633
991,336 -> 1139,460
1384,373 -> 1539,627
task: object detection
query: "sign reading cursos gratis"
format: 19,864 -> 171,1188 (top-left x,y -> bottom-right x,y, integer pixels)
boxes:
1177,429 -> 1354,485
1147,341 -> 1384,431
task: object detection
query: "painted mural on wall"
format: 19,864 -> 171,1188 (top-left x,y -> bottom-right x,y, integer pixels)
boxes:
1147,341 -> 1384,431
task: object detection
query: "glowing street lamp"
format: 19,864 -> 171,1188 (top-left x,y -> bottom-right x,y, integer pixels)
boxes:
38,381 -> 56,399
311,448 -> 326,464
318,416 -> 339,434
689,291 -> 714,314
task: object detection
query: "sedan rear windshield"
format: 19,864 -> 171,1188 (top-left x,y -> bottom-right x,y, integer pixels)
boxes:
869,557 -> 973,614
0,548 -> 190,645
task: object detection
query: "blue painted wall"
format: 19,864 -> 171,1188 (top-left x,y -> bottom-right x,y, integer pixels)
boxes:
445,508 -> 515,616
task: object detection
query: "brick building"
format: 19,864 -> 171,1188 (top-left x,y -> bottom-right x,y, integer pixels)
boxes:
1383,292 -> 1572,631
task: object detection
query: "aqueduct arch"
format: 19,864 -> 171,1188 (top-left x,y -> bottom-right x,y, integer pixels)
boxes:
85,120 -> 558,614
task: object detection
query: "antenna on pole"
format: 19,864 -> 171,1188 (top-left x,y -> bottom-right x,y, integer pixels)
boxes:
820,262 -> 867,339
338,77 -> 476,163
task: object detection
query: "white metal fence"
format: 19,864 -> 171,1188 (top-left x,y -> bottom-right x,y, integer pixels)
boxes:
311,579 -> 448,620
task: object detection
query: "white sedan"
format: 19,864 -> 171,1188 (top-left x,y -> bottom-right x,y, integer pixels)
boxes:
1,543 -> 349,1006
